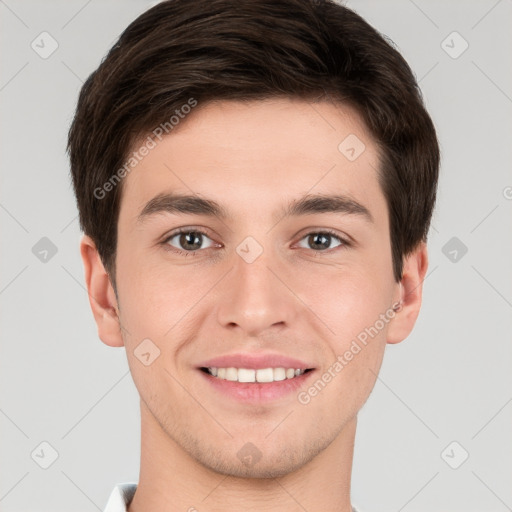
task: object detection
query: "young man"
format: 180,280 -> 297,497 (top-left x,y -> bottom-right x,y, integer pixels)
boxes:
67,0 -> 439,510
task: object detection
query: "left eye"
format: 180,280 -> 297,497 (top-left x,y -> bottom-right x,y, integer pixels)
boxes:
296,231 -> 346,251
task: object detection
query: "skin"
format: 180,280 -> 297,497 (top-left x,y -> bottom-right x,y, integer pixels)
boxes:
80,98 -> 428,512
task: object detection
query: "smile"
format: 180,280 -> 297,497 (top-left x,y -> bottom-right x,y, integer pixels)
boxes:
201,367 -> 312,383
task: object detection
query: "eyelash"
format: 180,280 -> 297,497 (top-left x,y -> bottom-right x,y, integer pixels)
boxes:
161,228 -> 352,257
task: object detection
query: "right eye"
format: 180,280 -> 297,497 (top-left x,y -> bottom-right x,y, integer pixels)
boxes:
162,228 -> 219,255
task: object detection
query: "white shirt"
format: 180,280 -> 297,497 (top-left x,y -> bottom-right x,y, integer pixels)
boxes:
103,482 -> 137,512
103,482 -> 361,511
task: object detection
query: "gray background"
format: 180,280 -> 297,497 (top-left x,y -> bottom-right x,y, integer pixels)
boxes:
1,0 -> 511,511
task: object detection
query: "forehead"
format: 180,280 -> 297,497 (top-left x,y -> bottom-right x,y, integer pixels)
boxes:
119,98 -> 387,229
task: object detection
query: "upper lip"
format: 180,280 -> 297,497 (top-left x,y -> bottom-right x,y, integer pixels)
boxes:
198,353 -> 315,370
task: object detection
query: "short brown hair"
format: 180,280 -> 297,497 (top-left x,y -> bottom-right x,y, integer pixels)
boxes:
67,0 -> 439,284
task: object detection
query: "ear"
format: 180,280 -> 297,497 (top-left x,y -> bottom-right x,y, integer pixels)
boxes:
79,235 -> 124,347
386,241 -> 429,345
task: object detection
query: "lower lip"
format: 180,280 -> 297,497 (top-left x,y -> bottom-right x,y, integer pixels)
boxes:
198,369 -> 315,403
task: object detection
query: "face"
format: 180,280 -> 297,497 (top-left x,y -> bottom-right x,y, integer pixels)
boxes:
97,98 -> 407,477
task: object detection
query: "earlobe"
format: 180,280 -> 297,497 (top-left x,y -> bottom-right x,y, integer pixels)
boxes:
386,242 -> 429,345
80,235 -> 124,347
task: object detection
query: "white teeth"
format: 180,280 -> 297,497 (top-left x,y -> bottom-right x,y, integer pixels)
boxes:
273,367 -> 286,381
206,366 -> 307,383
256,368 -> 274,383
225,367 -> 238,381
238,368 -> 256,382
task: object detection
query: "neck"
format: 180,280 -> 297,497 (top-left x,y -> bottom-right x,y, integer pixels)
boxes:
128,400 -> 355,512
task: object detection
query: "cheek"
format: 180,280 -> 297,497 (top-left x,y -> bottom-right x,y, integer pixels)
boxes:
300,259 -> 394,339
312,273 -> 392,409
115,251 -> 214,352
115,253 -> 173,335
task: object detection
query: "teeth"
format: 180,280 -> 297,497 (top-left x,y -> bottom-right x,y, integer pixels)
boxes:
238,368 -> 256,382
273,368 -> 286,381
256,368 -> 274,383
206,367 -> 307,383
225,367 -> 238,381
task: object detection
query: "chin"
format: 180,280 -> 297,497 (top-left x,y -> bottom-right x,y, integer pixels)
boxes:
186,433 -> 334,480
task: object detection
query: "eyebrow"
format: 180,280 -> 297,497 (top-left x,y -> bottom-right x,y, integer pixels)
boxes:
137,192 -> 374,224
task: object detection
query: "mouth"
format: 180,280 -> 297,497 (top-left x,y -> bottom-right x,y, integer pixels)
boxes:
196,353 -> 317,402
200,366 -> 314,383
197,365 -> 316,403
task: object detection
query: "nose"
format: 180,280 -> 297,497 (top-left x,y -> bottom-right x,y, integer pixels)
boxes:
215,246 -> 299,337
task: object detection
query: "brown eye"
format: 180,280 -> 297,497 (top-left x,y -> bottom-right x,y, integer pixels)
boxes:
296,230 -> 349,252
164,229 -> 215,253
